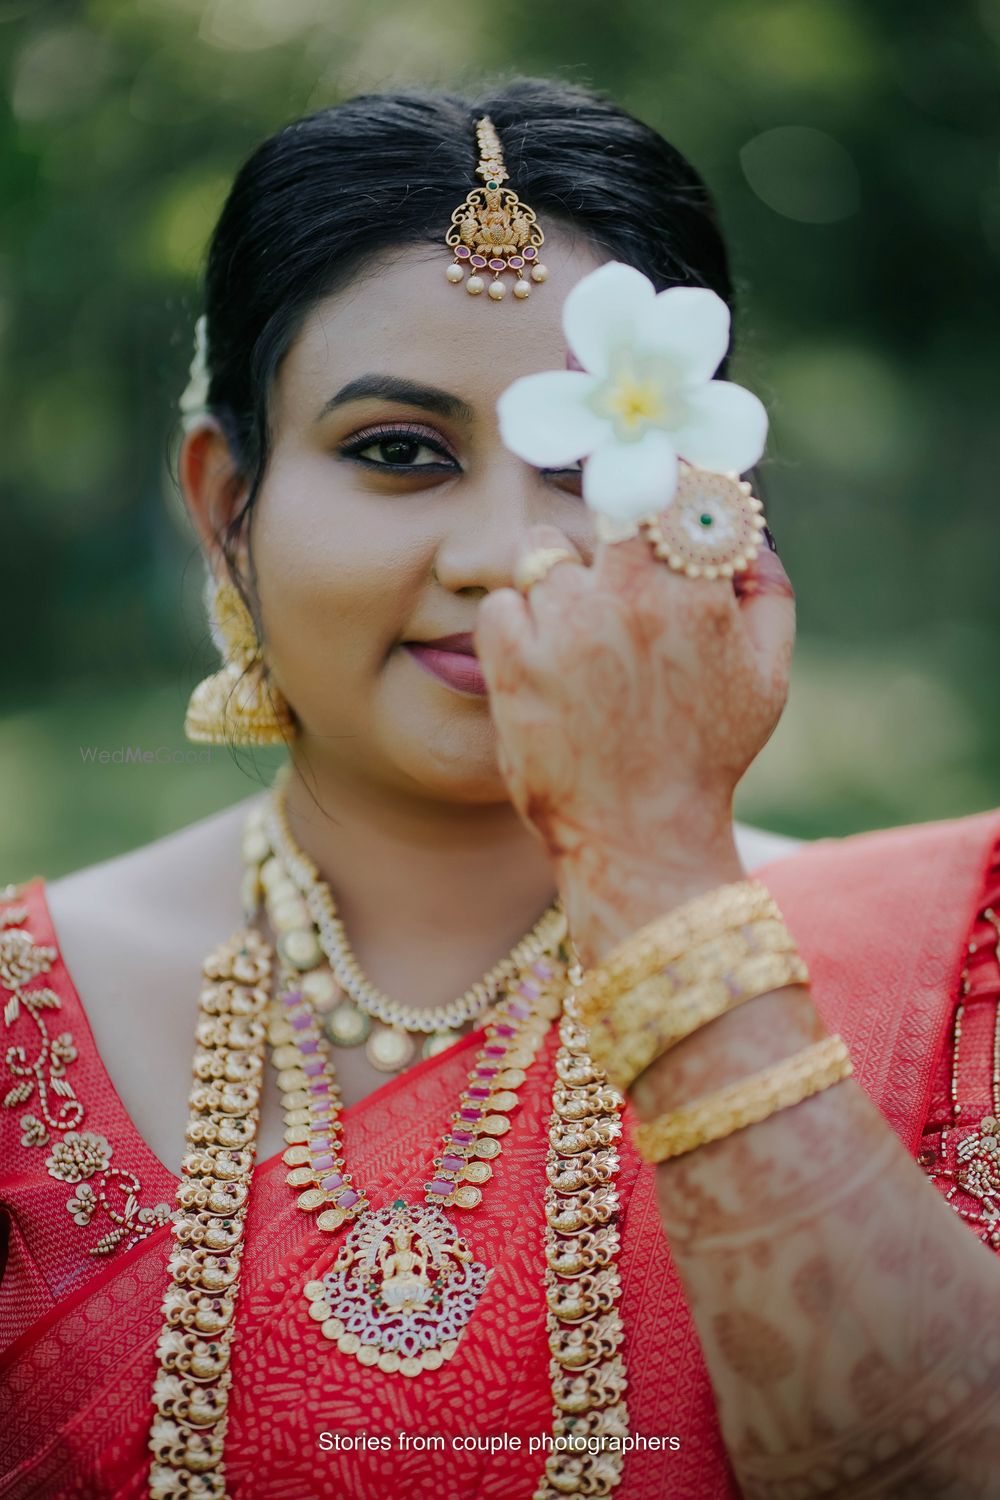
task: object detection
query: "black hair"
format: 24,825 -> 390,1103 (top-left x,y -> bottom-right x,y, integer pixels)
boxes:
190,76 -> 745,607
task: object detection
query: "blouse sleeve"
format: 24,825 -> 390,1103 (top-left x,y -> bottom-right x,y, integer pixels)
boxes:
915,832 -> 1000,1253
0,876 -> 175,1354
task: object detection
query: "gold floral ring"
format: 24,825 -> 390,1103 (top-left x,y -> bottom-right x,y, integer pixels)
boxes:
513,546 -> 581,596
642,468 -> 767,581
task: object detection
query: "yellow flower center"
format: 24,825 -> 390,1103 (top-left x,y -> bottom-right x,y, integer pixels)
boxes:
589,351 -> 688,443
605,372 -> 666,429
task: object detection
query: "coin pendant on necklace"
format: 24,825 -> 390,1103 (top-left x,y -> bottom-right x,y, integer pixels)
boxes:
301,967 -> 344,1012
322,1000 -> 372,1048
451,1184 -> 483,1209
277,928 -> 323,971
366,1024 -> 417,1073
422,1028 -> 463,1060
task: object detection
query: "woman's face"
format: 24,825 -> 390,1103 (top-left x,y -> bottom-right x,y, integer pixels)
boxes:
245,232 -> 607,804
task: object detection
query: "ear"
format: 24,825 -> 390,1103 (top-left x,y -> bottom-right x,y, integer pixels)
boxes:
178,419 -> 251,581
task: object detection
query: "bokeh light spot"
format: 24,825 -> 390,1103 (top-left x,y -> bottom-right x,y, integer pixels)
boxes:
133,172 -> 232,278
770,344 -> 912,480
741,125 -> 860,223
11,25 -> 116,122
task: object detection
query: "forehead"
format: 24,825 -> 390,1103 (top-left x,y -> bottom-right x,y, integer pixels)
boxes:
275,230 -> 607,428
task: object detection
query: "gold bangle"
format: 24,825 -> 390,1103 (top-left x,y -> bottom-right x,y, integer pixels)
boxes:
573,879 -> 782,1025
592,916 -> 802,1047
632,1034 -> 853,1162
588,945 -> 810,1091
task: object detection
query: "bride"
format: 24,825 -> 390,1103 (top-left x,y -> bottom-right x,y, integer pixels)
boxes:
2,78 -> 997,1500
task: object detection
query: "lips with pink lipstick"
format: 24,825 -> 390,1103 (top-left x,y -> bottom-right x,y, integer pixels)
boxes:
404,633 -> 488,696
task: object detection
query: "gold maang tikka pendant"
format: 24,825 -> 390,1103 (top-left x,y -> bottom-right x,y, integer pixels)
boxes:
445,116 -> 548,302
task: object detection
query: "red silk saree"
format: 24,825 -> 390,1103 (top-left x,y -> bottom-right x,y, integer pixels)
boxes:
2,807 -> 999,1499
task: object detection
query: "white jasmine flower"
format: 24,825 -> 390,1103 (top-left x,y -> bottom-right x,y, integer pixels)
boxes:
179,314 -> 211,431
497,262 -> 768,523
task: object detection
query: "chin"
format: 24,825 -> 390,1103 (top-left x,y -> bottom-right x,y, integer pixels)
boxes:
380,716 -> 510,805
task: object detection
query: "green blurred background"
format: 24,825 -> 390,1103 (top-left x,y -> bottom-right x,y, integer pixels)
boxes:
2,0 -> 999,883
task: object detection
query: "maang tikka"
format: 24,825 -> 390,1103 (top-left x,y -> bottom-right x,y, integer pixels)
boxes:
445,116 -> 548,301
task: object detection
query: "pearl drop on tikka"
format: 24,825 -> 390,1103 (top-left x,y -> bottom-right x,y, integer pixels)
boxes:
446,264 -> 464,284
513,280 -> 531,299
488,281 -> 505,301
531,264 -> 549,283
466,275 -> 485,296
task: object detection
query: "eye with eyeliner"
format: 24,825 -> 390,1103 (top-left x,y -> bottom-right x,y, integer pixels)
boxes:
337,419 -> 584,497
540,461 -> 584,496
338,421 -> 459,471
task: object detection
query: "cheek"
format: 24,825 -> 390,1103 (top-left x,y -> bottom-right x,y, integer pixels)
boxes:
248,457 -> 430,689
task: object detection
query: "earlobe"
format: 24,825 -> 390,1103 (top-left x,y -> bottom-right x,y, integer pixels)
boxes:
178,419 -> 249,567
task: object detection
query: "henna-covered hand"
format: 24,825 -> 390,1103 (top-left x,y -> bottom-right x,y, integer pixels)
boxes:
474,515 -> 795,957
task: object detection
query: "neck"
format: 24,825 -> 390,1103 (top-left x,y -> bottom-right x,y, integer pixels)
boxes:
279,752 -> 560,998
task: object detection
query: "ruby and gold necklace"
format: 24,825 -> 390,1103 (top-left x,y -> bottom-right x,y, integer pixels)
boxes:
265,875 -> 566,1374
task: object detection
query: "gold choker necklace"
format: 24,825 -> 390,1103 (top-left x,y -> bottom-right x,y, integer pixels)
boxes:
257,764 -> 565,1072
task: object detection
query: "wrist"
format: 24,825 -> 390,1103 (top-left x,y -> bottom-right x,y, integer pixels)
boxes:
557,832 -> 746,968
629,981 -> 823,1122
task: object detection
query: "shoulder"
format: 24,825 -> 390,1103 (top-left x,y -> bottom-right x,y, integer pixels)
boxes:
753,806 -> 1000,985
18,792 -> 266,1145
43,790 -> 266,975
754,806 -> 1000,890
0,792 -> 269,1192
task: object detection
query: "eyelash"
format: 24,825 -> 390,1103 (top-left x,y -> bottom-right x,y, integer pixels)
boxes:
338,422 -> 457,470
337,421 -> 583,484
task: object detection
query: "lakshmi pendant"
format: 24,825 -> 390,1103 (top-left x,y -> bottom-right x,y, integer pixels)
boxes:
302,1198 -> 491,1376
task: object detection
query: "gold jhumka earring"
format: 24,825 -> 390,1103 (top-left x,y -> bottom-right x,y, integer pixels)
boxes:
445,116 -> 548,301
184,578 -> 298,745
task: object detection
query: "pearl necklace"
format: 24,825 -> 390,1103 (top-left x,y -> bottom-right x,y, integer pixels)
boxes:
257,763 -> 565,1072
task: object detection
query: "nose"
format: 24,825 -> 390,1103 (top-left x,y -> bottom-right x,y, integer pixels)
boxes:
432,455 -> 593,596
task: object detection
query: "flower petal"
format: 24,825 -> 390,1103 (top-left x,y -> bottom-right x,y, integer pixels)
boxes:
563,262 -> 658,378
583,431 -> 679,522
641,286 -> 732,383
497,370 -> 605,468
673,380 -> 768,473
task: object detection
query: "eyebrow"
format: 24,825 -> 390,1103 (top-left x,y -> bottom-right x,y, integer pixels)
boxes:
313,375 -> 475,425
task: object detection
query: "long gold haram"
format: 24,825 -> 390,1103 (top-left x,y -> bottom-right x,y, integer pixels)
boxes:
149,925 -> 272,1497
148,806 -> 628,1500
535,1009 -> 628,1499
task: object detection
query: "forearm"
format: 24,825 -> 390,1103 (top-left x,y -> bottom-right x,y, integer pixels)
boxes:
562,859 -> 1000,1498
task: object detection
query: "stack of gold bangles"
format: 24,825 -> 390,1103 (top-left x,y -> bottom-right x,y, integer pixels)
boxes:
570,879 -> 853,1162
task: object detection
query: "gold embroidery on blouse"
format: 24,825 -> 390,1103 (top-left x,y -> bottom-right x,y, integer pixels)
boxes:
919,905 -> 1000,1252
1,884 -> 172,1256
1,896 -> 81,1141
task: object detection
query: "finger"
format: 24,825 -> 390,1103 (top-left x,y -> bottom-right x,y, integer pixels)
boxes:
513,524 -> 589,633
474,586 -> 533,693
594,514 -> 745,648
734,543 -> 796,666
591,517 -> 656,599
